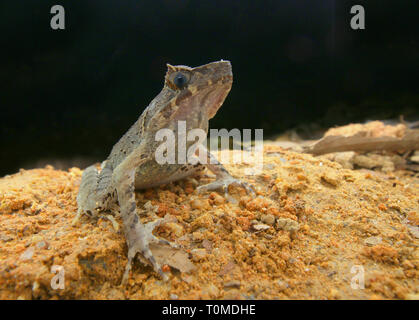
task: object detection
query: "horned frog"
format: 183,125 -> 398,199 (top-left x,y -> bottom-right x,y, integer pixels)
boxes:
76,60 -> 253,283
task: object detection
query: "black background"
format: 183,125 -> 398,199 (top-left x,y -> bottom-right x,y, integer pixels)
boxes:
0,300 -> 404,319
1,0 -> 418,176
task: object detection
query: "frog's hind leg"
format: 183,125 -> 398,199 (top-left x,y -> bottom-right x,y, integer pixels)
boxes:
113,165 -> 177,285
74,163 -> 116,224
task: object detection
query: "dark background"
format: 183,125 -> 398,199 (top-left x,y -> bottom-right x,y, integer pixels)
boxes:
1,0 -> 418,176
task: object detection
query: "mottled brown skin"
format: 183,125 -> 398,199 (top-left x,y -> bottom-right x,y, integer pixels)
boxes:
76,61 -> 252,283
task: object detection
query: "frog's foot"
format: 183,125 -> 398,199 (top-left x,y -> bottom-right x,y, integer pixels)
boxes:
72,202 -> 98,225
99,214 -> 120,232
121,218 -> 178,285
197,176 -> 255,196
72,199 -> 108,226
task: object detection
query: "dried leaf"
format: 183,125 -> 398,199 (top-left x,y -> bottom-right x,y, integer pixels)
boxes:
150,244 -> 195,273
306,129 -> 419,155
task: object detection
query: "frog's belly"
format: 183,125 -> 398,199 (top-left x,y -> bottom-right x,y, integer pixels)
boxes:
134,163 -> 202,190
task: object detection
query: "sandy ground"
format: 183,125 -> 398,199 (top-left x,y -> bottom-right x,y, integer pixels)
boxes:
0,144 -> 418,300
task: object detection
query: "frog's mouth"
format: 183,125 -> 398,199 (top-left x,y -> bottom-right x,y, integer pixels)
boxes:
201,60 -> 233,119
204,79 -> 233,119
170,80 -> 232,123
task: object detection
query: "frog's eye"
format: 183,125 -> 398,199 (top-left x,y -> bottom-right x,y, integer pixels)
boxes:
173,72 -> 188,89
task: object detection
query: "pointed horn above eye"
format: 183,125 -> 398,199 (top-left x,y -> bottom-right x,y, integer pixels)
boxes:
166,63 -> 177,72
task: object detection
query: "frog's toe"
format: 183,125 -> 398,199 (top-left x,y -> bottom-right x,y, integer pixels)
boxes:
121,219 -> 175,285
237,180 -> 256,195
150,235 -> 179,249
197,177 -> 255,196
122,245 -> 168,285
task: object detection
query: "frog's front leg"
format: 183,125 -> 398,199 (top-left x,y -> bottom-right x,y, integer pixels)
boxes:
196,146 -> 255,195
113,154 -> 176,284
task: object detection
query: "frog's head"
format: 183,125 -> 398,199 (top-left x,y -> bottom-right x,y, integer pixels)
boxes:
163,60 -> 233,120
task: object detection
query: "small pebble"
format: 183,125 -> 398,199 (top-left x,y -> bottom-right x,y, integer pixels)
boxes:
222,289 -> 242,300
202,239 -> 213,253
364,236 -> 382,246
20,247 -> 34,261
321,172 -> 340,187
264,163 -> 275,170
36,241 -> 47,249
276,218 -> 299,232
192,231 -> 204,241
31,235 -> 43,243
0,234 -> 13,242
261,214 -> 275,225
210,192 -> 225,205
165,222 -> 184,237
191,199 -> 205,210
252,224 -> 270,231
191,248 -> 207,261
276,280 -> 289,291
203,284 -> 219,297
224,280 -> 241,289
